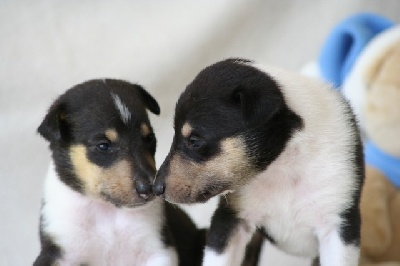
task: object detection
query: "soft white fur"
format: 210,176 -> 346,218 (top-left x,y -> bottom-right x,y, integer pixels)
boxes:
41,163 -> 178,266
203,64 -> 361,266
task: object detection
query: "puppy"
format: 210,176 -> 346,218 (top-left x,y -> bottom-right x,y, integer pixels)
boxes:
34,79 -> 205,266
154,59 -> 364,265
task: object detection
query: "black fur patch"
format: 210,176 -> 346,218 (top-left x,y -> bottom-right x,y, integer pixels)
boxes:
242,230 -> 265,266
339,98 -> 364,245
33,215 -> 62,266
312,256 -> 321,266
259,226 -> 275,244
206,198 -> 241,253
243,106 -> 303,170
164,202 -> 206,266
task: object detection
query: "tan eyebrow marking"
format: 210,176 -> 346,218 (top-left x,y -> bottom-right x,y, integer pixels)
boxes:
105,128 -> 118,142
140,123 -> 151,137
181,122 -> 192,138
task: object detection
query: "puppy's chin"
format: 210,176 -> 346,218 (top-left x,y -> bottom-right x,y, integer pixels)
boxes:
164,186 -> 234,205
194,188 -> 235,203
121,199 -> 156,209
99,192 -> 155,209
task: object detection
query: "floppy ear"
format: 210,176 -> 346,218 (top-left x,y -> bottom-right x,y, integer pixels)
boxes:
37,100 -> 70,142
232,84 -> 284,126
135,85 -> 160,115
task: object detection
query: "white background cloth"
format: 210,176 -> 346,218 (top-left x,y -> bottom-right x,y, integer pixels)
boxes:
1,1 -> 399,265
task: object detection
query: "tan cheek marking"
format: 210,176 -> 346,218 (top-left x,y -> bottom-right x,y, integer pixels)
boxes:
105,128 -> 118,142
70,145 -> 102,196
181,122 -> 192,138
141,123 -> 151,137
166,154 -> 197,201
204,137 -> 254,184
70,145 -> 135,202
101,160 -> 134,201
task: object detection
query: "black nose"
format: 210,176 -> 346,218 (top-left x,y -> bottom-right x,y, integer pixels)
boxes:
135,180 -> 152,199
154,155 -> 170,196
153,182 -> 165,196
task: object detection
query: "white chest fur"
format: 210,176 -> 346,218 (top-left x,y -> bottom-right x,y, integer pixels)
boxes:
41,164 -> 177,266
240,133 -> 355,255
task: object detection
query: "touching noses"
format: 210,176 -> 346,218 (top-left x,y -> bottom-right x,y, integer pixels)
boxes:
133,154 -> 168,198
153,163 -> 167,196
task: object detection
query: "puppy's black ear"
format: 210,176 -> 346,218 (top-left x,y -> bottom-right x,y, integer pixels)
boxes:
135,85 -> 160,115
232,85 -> 284,126
38,100 -> 70,142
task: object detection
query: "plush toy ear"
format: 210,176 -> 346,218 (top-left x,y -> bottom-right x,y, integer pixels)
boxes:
135,85 -> 160,115
318,13 -> 393,88
37,100 -> 70,142
232,85 -> 284,126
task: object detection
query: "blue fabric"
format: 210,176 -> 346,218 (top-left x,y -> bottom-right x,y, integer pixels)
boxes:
318,13 -> 394,88
365,141 -> 400,189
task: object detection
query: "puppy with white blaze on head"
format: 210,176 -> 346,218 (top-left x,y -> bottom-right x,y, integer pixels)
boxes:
34,79 -> 206,266
154,59 -> 364,266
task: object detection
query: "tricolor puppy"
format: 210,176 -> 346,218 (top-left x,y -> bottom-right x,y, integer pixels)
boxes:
34,79 -> 205,266
154,59 -> 364,265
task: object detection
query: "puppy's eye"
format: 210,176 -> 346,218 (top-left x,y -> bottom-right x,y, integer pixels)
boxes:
188,135 -> 204,149
97,142 -> 110,151
233,91 -> 242,103
143,133 -> 155,143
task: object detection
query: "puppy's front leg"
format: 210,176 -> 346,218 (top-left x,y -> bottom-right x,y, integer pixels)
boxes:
33,235 -> 62,266
317,228 -> 360,266
203,199 -> 254,266
145,247 -> 178,266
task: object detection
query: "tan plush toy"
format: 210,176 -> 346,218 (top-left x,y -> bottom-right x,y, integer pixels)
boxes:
342,26 -> 400,266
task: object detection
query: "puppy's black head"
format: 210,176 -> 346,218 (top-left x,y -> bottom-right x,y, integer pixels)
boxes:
39,79 -> 160,208
154,59 -> 302,203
